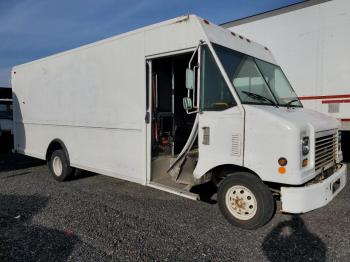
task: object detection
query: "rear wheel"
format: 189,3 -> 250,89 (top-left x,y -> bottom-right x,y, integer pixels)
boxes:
218,172 -> 275,229
48,149 -> 74,181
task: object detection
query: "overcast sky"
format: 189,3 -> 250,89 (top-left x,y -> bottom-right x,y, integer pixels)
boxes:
0,0 -> 303,87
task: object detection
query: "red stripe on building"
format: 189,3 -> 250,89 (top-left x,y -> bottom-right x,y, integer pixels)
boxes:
299,94 -> 350,100
322,99 -> 350,104
341,119 -> 350,122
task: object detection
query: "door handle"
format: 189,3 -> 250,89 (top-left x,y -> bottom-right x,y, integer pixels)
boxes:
145,112 -> 150,124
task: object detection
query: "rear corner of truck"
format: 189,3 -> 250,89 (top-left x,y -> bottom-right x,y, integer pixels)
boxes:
11,65 -> 22,155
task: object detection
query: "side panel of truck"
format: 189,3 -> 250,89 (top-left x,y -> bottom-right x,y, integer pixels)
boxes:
12,17 -> 203,184
12,33 -> 147,183
224,0 -> 350,130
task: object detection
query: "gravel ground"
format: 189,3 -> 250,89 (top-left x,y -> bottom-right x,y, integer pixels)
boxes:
0,152 -> 349,261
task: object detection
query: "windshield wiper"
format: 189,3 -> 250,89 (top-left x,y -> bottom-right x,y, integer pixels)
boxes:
242,91 -> 278,107
286,99 -> 299,108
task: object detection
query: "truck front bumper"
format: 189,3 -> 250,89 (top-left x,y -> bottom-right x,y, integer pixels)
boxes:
281,164 -> 347,213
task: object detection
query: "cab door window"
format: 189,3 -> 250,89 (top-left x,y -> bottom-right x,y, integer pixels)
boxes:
200,46 -> 236,111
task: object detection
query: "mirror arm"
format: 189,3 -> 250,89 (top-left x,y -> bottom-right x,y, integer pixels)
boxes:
192,65 -> 199,109
188,40 -> 204,69
185,108 -> 199,115
185,40 -> 204,115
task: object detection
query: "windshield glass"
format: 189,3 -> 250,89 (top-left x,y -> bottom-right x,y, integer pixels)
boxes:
0,101 -> 13,120
213,43 -> 302,107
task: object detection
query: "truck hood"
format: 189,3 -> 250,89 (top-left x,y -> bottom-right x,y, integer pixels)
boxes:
244,105 -> 340,132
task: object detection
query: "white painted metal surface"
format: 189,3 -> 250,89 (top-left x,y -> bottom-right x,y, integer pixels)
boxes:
281,164 -> 347,213
195,107 -> 244,178
148,182 -> 199,201
12,15 -> 276,185
223,0 -> 350,130
12,15 -> 202,185
243,105 -> 340,185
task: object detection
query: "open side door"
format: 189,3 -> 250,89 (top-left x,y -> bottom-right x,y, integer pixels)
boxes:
166,43 -> 202,180
167,114 -> 198,178
194,44 -> 244,178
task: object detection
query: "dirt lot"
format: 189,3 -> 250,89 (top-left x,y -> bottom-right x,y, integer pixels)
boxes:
0,152 -> 349,261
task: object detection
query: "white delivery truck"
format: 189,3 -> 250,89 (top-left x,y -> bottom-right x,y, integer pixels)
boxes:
12,15 -> 347,229
221,0 -> 350,160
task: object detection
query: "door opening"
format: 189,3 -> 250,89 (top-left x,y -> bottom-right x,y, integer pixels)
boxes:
149,52 -> 199,189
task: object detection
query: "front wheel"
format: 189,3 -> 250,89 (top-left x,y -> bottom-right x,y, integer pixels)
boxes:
218,172 -> 275,229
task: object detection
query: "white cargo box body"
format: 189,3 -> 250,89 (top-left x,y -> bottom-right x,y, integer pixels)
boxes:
12,16 -> 200,185
12,15 -> 273,185
222,0 -> 350,130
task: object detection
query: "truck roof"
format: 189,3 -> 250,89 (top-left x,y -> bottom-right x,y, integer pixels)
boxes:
13,14 -> 276,71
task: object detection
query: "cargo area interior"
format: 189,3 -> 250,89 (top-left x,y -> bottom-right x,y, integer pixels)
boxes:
150,52 -> 199,190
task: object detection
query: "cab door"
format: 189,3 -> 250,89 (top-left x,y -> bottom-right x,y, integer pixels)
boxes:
194,45 -> 244,178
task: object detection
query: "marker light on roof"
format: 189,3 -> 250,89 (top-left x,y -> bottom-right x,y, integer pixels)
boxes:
231,32 -> 236,36
203,19 -> 210,24
246,39 -> 251,43
239,35 -> 244,40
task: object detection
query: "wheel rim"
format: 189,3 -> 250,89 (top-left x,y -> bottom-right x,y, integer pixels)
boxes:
52,156 -> 63,176
225,185 -> 257,220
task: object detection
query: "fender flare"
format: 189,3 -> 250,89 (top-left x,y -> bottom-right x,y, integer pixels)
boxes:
46,139 -> 71,166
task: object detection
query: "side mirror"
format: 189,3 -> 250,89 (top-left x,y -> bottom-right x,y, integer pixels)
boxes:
186,68 -> 195,90
183,97 -> 193,110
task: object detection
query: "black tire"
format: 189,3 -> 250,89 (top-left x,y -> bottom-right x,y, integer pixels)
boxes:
218,172 -> 275,229
48,149 -> 74,182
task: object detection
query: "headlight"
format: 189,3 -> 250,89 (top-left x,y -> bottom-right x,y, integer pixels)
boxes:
302,136 -> 310,156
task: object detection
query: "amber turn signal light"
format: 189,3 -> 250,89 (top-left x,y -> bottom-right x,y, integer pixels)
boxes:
302,158 -> 308,167
278,167 -> 286,174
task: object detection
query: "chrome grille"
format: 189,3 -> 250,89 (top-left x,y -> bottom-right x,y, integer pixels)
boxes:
315,131 -> 337,173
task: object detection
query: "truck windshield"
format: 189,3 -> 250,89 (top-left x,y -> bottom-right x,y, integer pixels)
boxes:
213,43 -> 302,107
0,101 -> 13,120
